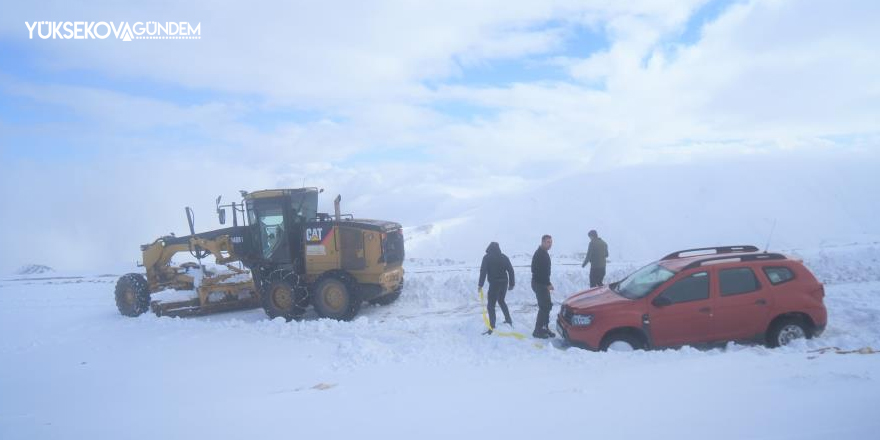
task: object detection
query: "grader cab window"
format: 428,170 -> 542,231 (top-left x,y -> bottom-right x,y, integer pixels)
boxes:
258,208 -> 285,259
290,191 -> 319,222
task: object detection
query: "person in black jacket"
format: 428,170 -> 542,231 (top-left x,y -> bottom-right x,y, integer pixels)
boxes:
478,242 -> 515,333
531,234 -> 555,339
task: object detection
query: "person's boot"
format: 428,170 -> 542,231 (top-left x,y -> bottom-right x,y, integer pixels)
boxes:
503,319 -> 513,328
532,326 -> 549,339
544,326 -> 556,338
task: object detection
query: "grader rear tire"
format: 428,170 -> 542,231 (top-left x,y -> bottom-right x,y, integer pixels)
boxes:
114,273 -> 150,317
312,275 -> 360,321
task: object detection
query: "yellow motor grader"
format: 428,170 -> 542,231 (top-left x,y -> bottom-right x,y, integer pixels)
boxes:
114,188 -> 405,321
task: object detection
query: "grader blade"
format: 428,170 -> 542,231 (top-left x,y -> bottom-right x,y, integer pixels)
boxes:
150,274 -> 260,317
151,294 -> 260,317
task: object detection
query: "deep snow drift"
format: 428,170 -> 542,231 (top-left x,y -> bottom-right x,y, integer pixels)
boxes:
1,244 -> 879,439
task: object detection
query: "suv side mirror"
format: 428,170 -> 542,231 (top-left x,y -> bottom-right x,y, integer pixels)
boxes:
652,296 -> 672,308
218,208 -> 226,225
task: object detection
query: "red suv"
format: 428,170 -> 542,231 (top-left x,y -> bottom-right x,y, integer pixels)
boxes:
557,246 -> 827,351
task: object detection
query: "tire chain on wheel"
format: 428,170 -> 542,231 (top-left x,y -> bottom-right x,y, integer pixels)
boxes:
260,268 -> 308,321
114,273 -> 151,317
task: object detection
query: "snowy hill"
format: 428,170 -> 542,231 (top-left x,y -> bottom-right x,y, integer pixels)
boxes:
400,154 -> 880,265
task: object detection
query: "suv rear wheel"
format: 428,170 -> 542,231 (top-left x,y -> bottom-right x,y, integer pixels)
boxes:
767,317 -> 811,347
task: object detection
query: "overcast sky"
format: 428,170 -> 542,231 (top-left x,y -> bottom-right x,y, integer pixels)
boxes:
1,0 -> 878,272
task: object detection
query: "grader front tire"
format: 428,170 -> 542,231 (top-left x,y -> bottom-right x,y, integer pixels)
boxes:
114,273 -> 151,317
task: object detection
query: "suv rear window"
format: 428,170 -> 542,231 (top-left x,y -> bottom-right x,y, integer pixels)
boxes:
763,266 -> 795,285
719,267 -> 760,296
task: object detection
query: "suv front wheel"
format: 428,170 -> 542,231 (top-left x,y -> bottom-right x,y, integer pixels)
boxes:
600,331 -> 646,352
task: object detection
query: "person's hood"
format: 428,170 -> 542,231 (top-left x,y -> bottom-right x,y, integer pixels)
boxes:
486,242 -> 501,255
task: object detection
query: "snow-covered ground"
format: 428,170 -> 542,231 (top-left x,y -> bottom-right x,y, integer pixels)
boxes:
1,244 -> 879,439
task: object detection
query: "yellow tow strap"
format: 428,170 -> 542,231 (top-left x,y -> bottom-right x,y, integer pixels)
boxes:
479,287 -> 528,340
807,346 -> 878,359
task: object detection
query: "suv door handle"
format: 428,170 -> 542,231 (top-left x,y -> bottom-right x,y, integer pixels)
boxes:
698,307 -> 711,314
755,299 -> 767,306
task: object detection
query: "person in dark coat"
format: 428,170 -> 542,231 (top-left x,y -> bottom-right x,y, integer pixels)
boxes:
478,242 -> 515,333
581,230 -> 609,288
531,234 -> 555,339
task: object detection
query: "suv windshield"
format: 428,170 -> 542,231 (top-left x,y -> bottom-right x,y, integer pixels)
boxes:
612,263 -> 676,299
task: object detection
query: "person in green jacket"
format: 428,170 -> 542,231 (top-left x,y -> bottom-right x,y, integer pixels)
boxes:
581,230 -> 608,288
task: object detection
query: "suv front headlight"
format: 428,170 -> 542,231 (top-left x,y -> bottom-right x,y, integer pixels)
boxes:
571,314 -> 594,326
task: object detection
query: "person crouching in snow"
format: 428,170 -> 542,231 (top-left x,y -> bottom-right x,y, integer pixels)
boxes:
478,242 -> 515,334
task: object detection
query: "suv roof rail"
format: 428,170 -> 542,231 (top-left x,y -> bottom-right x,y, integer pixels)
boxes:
661,245 -> 760,261
682,253 -> 787,270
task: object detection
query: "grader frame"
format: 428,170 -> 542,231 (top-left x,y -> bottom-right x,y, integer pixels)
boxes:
138,230 -> 258,317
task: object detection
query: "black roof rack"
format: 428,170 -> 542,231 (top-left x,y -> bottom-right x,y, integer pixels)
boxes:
661,245 -> 760,261
682,253 -> 787,270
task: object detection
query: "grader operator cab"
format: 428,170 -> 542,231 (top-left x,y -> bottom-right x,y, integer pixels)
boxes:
114,188 -> 405,321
